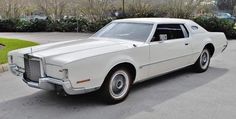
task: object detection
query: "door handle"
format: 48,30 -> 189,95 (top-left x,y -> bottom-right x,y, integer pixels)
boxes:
185,43 -> 189,46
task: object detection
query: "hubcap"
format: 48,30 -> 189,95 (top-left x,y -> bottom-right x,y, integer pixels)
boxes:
200,50 -> 210,69
109,70 -> 130,99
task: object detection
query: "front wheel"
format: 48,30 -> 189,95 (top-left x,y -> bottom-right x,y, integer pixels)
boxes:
193,49 -> 211,73
101,68 -> 132,104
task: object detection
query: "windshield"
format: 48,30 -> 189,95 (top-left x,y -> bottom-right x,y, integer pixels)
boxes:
93,22 -> 154,42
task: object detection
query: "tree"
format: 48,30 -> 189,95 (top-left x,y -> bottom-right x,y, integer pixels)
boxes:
35,0 -> 68,20
125,0 -> 154,17
233,6 -> 236,16
0,0 -> 29,19
195,0 -> 218,16
79,0 -> 113,21
161,0 -> 204,18
217,0 -> 236,13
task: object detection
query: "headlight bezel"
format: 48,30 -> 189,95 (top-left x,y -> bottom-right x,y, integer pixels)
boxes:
45,64 -> 69,80
59,69 -> 69,80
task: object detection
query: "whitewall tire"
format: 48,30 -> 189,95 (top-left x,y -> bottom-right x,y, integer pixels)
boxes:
101,67 -> 132,104
193,48 -> 211,73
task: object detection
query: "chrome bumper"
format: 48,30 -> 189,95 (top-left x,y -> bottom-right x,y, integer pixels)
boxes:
9,64 -> 24,76
9,64 -> 99,95
22,77 -> 98,95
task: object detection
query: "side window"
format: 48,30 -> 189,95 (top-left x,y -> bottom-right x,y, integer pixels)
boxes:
152,24 -> 187,42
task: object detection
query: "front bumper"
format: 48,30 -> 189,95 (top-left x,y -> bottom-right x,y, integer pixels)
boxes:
9,64 -> 99,95
22,77 -> 97,95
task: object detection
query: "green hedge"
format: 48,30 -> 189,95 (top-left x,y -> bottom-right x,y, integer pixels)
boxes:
0,18 -> 112,32
193,16 -> 236,39
0,19 -> 17,32
0,17 -> 236,39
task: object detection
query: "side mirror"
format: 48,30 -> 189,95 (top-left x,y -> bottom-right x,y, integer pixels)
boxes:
159,34 -> 167,42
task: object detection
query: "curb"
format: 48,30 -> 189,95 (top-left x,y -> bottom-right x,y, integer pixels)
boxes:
0,64 -> 8,73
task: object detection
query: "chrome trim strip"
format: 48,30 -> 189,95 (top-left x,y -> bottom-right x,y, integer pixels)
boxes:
45,63 -> 62,67
9,64 -> 25,76
140,52 -> 200,69
222,41 -> 228,52
135,64 -> 193,84
25,54 -> 46,78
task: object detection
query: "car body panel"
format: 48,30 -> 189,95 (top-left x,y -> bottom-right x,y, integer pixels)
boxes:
8,18 -> 228,95
148,37 -> 194,77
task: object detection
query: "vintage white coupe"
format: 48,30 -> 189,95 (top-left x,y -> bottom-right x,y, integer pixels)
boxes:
8,18 -> 228,103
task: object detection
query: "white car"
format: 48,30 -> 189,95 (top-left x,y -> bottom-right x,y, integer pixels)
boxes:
8,18 -> 228,103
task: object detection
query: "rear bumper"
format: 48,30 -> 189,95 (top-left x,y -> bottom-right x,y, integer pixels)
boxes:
9,64 -> 99,95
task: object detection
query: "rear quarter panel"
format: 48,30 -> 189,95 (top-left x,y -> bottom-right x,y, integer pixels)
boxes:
208,32 -> 228,57
188,32 -> 227,64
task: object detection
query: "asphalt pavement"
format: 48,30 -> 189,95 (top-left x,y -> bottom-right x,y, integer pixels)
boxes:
0,33 -> 235,119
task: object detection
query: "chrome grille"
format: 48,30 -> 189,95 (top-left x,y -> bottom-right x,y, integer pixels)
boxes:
24,55 -> 41,82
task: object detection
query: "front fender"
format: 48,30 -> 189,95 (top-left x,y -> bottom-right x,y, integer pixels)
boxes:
62,45 -> 149,89
63,53 -> 138,90
104,55 -> 138,77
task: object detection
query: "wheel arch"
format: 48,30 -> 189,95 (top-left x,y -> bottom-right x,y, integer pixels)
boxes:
204,43 -> 215,57
102,62 -> 137,86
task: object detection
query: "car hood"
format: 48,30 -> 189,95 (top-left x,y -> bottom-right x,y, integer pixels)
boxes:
11,38 -> 141,66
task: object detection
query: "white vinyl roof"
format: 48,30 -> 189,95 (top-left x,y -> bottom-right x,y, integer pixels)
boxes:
113,18 -> 208,33
113,18 -> 193,24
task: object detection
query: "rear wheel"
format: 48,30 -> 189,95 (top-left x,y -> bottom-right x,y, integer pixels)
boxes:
193,48 -> 211,73
101,67 -> 132,104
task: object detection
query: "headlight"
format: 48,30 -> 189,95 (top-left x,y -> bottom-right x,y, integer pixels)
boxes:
46,65 -> 68,80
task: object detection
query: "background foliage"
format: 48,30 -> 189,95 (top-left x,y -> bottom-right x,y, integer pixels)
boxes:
0,0 -> 236,39
194,16 -> 236,39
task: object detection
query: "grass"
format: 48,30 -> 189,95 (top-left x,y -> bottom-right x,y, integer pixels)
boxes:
0,38 -> 39,64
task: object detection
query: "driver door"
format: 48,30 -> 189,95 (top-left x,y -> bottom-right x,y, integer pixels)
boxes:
148,24 -> 193,77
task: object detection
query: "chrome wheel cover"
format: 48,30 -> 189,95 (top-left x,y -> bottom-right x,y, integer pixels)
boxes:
109,70 -> 130,99
200,49 -> 210,70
